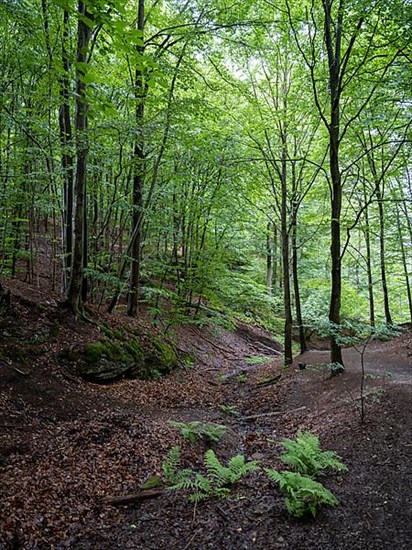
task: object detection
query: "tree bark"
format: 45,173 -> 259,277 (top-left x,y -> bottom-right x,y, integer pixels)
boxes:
67,1 -> 93,315
127,0 -> 145,316
376,180 -> 393,325
396,204 -> 412,322
58,10 -> 74,296
291,200 -> 306,353
363,198 -> 375,326
280,132 -> 293,366
324,0 -> 344,366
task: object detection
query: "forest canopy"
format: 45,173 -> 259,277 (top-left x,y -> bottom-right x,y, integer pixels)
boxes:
0,0 -> 411,364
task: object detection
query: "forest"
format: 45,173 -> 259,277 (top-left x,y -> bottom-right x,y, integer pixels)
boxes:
0,0 -> 411,548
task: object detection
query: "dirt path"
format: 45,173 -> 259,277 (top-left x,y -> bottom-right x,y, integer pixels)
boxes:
1,303 -> 411,549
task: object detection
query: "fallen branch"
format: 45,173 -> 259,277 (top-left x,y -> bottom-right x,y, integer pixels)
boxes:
256,374 -> 282,387
242,406 -> 306,421
100,488 -> 164,505
252,341 -> 282,355
0,361 -> 30,376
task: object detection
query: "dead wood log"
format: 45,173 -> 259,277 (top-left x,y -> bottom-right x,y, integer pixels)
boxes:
100,488 -> 164,505
256,374 -> 282,387
252,341 -> 282,355
242,406 -> 307,421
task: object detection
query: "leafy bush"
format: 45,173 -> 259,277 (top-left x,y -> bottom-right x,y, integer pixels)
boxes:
265,469 -> 339,518
162,447 -> 260,502
279,431 -> 347,477
168,421 -> 227,444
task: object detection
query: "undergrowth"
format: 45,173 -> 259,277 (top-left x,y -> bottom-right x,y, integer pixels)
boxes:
168,421 -> 227,444
162,447 -> 260,502
265,470 -> 339,518
279,431 -> 347,477
162,431 -> 347,517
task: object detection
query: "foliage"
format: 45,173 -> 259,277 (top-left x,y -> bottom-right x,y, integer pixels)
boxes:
168,421 -> 227,444
279,431 -> 347,477
163,447 -> 260,502
218,404 -> 240,417
244,356 -> 273,365
265,469 -> 339,518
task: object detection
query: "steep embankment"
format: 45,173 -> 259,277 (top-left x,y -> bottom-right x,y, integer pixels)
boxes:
0,283 -> 411,549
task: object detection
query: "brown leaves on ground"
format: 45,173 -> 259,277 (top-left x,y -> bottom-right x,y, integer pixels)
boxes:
0,286 -> 411,549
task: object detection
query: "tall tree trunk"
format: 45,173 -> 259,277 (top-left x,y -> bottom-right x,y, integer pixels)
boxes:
396,204 -> 412,322
266,221 -> 272,294
376,181 -> 393,325
291,200 -> 306,354
67,1 -> 93,315
363,196 -> 375,326
273,224 -> 278,292
127,0 -> 145,316
281,133 -> 293,366
58,9 -> 74,296
324,0 -> 344,366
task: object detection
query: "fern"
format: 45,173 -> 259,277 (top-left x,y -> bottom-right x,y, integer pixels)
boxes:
169,421 -> 227,444
266,469 -> 339,518
280,431 -> 347,477
162,446 -> 182,484
165,448 -> 259,502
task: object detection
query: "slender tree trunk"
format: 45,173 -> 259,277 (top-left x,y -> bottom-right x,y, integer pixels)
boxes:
127,0 -> 145,316
58,9 -> 74,296
67,1 -> 93,315
363,199 -> 375,326
324,0 -> 344,366
376,181 -> 393,325
396,204 -> 412,322
291,202 -> 306,353
273,224 -> 278,292
266,221 -> 272,294
281,134 -> 293,365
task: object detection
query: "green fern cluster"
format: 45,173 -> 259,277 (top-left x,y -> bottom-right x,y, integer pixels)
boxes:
162,431 -> 347,518
265,470 -> 339,518
169,420 -> 227,444
280,431 -> 347,476
162,447 -> 259,502
266,431 -> 347,518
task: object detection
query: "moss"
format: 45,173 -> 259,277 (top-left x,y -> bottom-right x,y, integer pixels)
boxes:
113,329 -> 124,340
50,319 -> 60,337
125,340 -> 144,362
101,325 -> 113,338
84,343 -> 105,364
151,338 -> 178,373
81,331 -> 178,383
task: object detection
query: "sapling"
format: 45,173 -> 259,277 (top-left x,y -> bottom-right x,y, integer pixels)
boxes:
338,322 -> 400,423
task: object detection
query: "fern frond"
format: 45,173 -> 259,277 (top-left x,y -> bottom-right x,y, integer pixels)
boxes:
280,431 -> 347,476
162,446 -> 181,483
265,468 -> 339,518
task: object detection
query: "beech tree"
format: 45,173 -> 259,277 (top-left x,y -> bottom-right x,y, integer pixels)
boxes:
0,0 -> 410,364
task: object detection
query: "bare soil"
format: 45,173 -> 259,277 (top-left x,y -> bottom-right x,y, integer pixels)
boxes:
0,281 -> 411,550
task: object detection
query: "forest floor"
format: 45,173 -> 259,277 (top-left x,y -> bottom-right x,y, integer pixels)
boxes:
0,280 -> 411,549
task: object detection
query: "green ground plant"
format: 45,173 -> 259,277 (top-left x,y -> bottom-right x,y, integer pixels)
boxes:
162,447 -> 260,502
168,421 -> 227,444
279,431 -> 347,477
265,469 -> 339,518
218,404 -> 240,416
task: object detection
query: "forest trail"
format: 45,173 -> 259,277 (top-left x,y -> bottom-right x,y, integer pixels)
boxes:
281,330 -> 412,416
0,294 -> 411,549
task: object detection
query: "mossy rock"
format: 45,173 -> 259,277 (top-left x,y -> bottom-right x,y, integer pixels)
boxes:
78,332 -> 178,383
